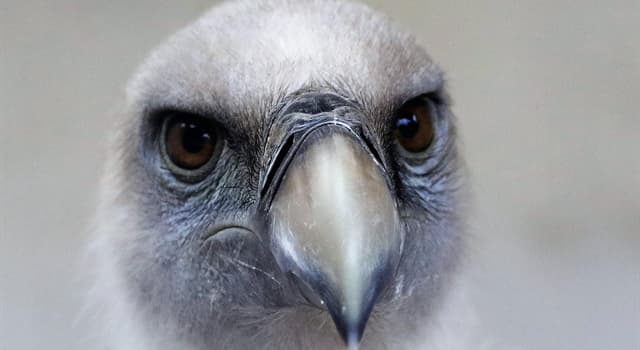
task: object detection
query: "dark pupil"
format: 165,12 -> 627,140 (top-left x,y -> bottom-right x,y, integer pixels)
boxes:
396,114 -> 419,138
181,122 -> 210,153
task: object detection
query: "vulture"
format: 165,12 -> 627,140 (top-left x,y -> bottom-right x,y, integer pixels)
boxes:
89,0 -> 471,349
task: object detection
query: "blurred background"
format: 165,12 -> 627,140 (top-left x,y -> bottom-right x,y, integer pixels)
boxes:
1,0 -> 638,349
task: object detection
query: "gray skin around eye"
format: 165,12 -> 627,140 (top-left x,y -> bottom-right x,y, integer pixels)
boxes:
87,1 -> 466,349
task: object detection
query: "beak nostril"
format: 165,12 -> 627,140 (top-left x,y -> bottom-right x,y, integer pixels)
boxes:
260,133 -> 295,202
362,132 -> 385,168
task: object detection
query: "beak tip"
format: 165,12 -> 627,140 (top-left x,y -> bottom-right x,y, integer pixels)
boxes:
346,329 -> 362,349
331,310 -> 368,349
338,324 -> 362,349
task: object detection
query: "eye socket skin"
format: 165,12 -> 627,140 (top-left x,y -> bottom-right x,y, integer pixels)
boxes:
160,112 -> 221,180
393,98 -> 435,153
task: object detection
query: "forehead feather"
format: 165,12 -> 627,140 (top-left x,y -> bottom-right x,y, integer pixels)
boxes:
127,0 -> 443,113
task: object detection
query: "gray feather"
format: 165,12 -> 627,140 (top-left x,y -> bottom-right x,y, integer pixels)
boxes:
87,1 -> 472,349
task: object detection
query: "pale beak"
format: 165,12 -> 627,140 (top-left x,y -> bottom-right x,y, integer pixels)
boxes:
265,122 -> 402,346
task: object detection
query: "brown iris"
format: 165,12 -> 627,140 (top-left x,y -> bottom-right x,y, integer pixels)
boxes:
394,99 -> 435,153
164,114 -> 217,170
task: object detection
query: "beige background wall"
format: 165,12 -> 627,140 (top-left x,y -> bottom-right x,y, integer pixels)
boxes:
1,1 -> 638,349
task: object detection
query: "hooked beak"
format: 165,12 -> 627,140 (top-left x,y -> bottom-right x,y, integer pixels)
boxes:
260,105 -> 402,346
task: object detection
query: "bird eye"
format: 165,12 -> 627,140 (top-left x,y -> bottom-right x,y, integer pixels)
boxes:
162,113 -> 219,172
393,98 -> 435,153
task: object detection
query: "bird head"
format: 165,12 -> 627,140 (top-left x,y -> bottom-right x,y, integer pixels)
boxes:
97,0 -> 464,348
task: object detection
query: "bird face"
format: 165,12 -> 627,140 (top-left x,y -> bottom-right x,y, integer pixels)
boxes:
98,1 -> 464,348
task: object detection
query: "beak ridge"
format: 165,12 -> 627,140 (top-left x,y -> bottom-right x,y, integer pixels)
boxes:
267,127 -> 401,346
